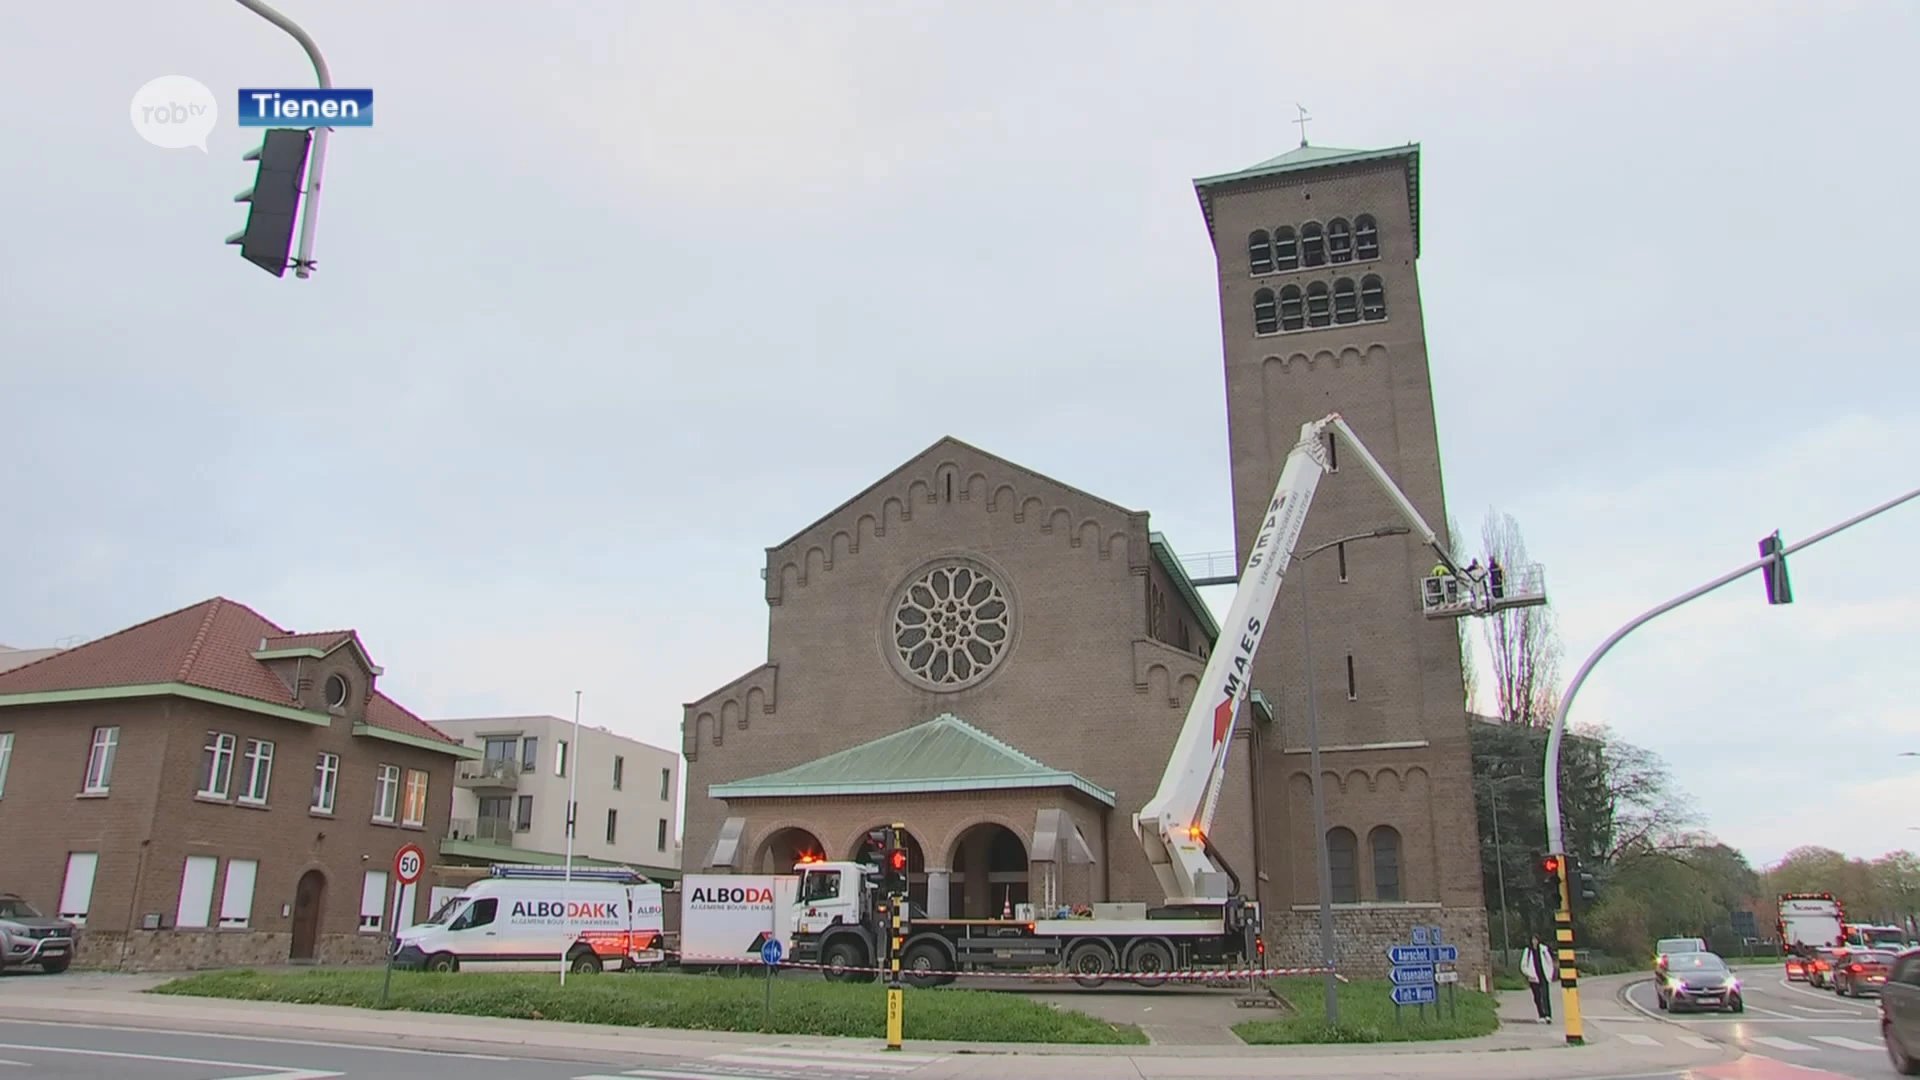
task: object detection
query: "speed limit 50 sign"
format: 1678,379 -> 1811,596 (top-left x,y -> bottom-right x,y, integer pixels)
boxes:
393,843 -> 425,886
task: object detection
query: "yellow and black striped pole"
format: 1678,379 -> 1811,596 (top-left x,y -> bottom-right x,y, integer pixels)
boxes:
885,822 -> 907,1051
1553,854 -> 1584,1046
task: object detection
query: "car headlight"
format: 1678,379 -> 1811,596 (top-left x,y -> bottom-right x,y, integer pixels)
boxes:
1727,977 -> 1739,991
1667,977 -> 1685,990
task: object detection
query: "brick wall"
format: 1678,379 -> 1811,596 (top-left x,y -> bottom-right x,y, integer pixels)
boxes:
1266,904 -> 1492,981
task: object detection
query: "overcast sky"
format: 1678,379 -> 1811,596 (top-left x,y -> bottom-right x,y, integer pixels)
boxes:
3,1 -> 1914,868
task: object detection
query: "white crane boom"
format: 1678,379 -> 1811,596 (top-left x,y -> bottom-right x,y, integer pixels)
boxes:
1131,413 -> 1472,906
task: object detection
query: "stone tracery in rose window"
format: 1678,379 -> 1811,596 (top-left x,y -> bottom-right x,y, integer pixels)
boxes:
891,561 -> 1011,690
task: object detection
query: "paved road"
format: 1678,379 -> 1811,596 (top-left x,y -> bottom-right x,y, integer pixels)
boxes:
0,1019 -> 943,1080
1601,962 -> 1890,1080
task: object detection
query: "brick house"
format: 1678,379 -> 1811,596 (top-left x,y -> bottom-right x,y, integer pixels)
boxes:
0,597 -> 478,971
683,139 -> 1491,978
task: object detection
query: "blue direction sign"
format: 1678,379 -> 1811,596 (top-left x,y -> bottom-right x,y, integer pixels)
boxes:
1411,925 -> 1429,946
1387,945 -> 1430,964
1433,945 -> 1459,963
1390,964 -> 1435,986
760,938 -> 784,966
1392,983 -> 1439,1006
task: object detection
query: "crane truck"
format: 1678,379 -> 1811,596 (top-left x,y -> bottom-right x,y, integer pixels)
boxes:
784,413 -> 1532,987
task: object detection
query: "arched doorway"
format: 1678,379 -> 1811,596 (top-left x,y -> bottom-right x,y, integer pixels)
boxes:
949,823 -> 1028,919
290,869 -> 325,962
849,829 -> 927,914
756,826 -> 826,873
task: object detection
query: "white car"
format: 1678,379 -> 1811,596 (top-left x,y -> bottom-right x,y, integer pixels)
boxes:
393,866 -> 663,974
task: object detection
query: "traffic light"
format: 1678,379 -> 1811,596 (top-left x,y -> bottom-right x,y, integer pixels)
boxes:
227,128 -> 312,277
884,845 -> 909,897
1539,854 -> 1565,907
864,827 -> 890,863
1759,530 -> 1794,605
1574,867 -> 1599,909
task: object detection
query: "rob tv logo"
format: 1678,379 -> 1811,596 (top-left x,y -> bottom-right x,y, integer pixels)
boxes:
238,88 -> 374,127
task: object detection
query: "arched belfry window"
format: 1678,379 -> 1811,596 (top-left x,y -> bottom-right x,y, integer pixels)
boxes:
1327,827 -> 1358,903
1278,285 -> 1304,332
1305,281 -> 1331,328
1248,230 -> 1273,275
1360,275 -> 1387,321
1354,215 -> 1380,261
1253,288 -> 1278,335
1274,227 -> 1299,272
1301,222 -> 1326,268
1327,218 -> 1353,263
1333,278 -> 1359,324
1370,825 -> 1402,901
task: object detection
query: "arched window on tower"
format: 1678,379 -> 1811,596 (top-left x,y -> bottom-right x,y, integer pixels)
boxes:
1333,278 -> 1359,324
1279,285 -> 1304,332
1248,230 -> 1273,275
1369,825 -> 1403,902
1274,227 -> 1299,272
1327,827 -> 1358,903
1354,215 -> 1380,261
1253,288 -> 1278,335
1305,281 -> 1331,328
1301,222 -> 1326,267
1360,275 -> 1387,321
1328,218 -> 1353,263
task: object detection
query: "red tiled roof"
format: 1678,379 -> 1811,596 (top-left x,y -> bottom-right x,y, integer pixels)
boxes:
0,597 -> 458,747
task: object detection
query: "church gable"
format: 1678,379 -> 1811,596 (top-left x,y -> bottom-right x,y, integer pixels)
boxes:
763,436 -> 1152,606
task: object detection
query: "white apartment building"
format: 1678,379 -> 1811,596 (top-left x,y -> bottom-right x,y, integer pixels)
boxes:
433,715 -> 682,871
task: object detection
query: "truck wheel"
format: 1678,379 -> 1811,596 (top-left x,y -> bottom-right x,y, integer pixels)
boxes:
569,950 -> 604,974
426,953 -> 459,973
1066,940 -> 1115,988
39,959 -> 70,975
902,941 -> 952,988
1123,939 -> 1174,987
822,940 -> 870,983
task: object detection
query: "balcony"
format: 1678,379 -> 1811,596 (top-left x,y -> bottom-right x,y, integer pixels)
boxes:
448,816 -> 517,846
456,758 -> 522,791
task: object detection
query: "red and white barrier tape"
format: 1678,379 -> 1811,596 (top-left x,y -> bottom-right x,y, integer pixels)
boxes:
660,950 -> 1345,983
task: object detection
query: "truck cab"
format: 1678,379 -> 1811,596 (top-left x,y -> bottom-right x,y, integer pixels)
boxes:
792,861 -> 868,938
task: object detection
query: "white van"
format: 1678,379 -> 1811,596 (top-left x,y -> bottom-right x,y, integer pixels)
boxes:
394,866 -> 664,973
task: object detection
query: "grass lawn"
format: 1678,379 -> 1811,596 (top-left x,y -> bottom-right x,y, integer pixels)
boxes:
149,969 -> 1146,1045
1234,976 -> 1500,1044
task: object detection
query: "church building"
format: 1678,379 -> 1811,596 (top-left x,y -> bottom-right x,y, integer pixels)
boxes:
681,139 -> 1491,977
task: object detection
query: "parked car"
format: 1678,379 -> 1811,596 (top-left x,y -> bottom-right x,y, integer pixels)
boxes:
1835,948 -> 1896,997
0,893 -> 76,974
1882,947 -> 1920,1075
1656,950 -> 1744,1013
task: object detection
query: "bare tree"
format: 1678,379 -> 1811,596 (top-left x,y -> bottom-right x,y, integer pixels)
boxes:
1449,514 -> 1480,712
1479,508 -> 1563,726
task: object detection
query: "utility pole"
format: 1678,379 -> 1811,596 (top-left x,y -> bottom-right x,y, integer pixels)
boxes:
1544,482 -> 1920,1046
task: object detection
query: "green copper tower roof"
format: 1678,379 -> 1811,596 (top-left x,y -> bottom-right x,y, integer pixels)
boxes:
709,713 -> 1116,806
1194,142 -> 1422,257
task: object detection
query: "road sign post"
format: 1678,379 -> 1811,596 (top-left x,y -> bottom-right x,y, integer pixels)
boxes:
760,937 -> 783,1033
381,843 -> 425,1006
1386,928 -> 1452,1024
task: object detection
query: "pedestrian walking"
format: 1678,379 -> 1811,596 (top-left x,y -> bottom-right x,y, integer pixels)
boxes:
1522,933 -> 1557,1022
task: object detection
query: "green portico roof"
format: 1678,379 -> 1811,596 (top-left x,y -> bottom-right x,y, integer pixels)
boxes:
1194,142 -> 1422,258
709,713 -> 1116,807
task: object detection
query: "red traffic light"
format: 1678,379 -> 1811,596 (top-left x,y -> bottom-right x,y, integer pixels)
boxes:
888,849 -> 907,871
1542,856 -> 1560,873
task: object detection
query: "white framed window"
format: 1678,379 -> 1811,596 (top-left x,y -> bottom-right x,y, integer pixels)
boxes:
219,859 -> 257,928
199,732 -> 236,798
401,768 -> 428,827
176,855 -> 218,928
372,764 -> 400,822
239,739 -> 274,805
311,753 -> 339,814
0,732 -> 13,798
555,739 -> 568,777
59,852 -> 98,925
359,870 -> 388,932
84,726 -> 118,793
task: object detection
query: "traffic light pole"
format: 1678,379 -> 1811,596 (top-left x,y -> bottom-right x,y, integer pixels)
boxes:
883,822 -> 907,1052
233,0 -> 332,279
1542,482 -> 1920,1047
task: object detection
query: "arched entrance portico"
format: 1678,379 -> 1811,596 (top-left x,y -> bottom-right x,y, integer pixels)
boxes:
849,828 -> 928,913
756,826 -> 825,873
948,823 -> 1028,919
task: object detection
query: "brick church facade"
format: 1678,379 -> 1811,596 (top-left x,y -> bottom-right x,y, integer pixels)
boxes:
681,140 -> 1491,977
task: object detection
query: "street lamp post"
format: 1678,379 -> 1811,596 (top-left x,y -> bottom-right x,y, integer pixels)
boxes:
1481,773 -> 1533,969
1297,524 -> 1409,1026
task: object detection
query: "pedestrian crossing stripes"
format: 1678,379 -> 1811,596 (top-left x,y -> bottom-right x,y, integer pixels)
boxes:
1616,1033 -> 1662,1046
1586,1025 -> 1887,1053
1677,1035 -> 1717,1049
574,1045 -> 947,1080
1807,1034 -> 1883,1051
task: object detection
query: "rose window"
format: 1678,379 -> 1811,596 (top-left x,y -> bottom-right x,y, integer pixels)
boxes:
891,562 -> 1011,690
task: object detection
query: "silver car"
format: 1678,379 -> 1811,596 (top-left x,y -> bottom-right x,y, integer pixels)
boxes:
0,893 -> 76,974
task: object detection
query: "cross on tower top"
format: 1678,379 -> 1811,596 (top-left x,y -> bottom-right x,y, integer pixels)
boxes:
1293,104 -> 1312,147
